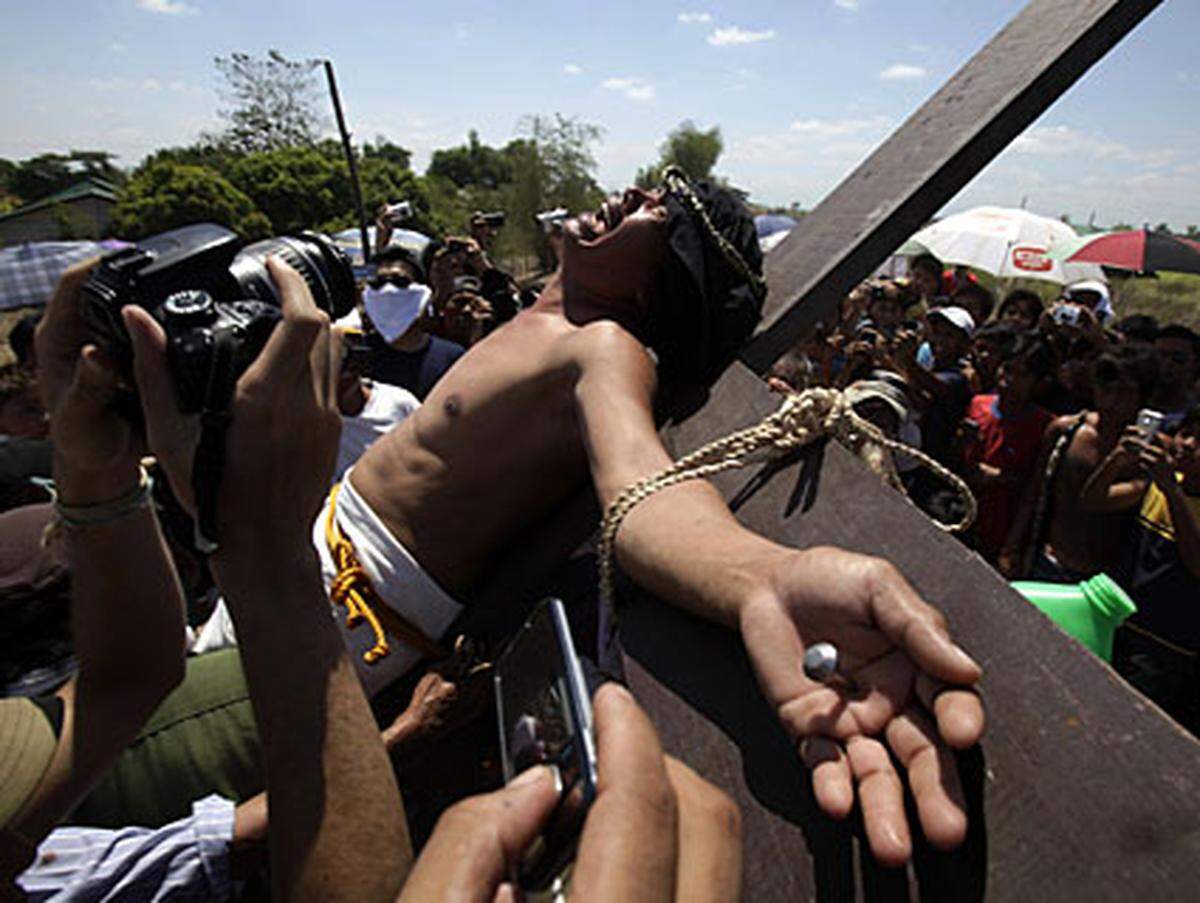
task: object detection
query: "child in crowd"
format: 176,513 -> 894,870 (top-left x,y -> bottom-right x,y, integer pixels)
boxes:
962,333 -> 1055,563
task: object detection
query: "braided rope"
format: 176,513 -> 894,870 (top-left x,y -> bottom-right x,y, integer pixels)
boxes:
597,386 -> 977,614
661,165 -> 768,301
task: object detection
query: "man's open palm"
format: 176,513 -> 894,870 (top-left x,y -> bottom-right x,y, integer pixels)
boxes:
739,546 -> 984,866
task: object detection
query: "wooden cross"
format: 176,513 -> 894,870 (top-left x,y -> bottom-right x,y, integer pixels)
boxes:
470,2 -> 1198,899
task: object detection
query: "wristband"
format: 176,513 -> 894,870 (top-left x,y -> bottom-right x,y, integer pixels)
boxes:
53,466 -> 154,529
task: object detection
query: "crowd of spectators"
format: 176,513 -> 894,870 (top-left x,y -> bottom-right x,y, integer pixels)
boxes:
768,252 -> 1200,733
0,181 -> 1183,900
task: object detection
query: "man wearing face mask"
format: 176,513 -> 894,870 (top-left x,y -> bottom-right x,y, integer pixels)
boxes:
360,247 -> 465,400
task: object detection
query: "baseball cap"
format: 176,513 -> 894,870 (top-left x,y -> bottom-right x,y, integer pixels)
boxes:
0,698 -> 56,826
846,379 -> 912,422
927,305 -> 976,338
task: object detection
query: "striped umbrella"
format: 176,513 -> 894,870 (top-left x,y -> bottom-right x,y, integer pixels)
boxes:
1054,229 -> 1200,275
0,241 -> 124,310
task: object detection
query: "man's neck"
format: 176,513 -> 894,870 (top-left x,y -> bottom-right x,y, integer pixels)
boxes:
392,329 -> 431,352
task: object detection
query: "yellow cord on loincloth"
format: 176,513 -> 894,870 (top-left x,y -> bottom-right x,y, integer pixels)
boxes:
597,386 -> 978,614
325,482 -> 448,665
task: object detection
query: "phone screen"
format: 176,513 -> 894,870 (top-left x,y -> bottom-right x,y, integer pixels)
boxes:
495,599 -> 597,889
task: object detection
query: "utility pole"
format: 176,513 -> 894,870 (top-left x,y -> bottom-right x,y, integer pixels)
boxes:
323,60 -> 370,266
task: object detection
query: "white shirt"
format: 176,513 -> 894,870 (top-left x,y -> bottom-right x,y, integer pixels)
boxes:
334,381 -> 420,482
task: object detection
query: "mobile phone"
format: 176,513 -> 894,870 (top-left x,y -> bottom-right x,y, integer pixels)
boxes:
494,599 -> 598,890
384,201 -> 413,224
1052,304 -> 1081,327
1137,408 -> 1165,440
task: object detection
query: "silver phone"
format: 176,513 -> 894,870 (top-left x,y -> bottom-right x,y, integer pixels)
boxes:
494,598 -> 598,889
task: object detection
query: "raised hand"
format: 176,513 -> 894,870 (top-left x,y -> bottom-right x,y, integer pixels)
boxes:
739,545 -> 984,866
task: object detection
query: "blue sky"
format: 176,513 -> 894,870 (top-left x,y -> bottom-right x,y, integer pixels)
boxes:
3,1 -> 1198,228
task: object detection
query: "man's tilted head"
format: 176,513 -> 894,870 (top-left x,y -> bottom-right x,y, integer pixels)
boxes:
647,166 -> 767,384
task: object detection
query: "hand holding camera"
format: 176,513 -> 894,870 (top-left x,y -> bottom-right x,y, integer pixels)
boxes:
35,259 -> 143,503
124,256 -> 342,556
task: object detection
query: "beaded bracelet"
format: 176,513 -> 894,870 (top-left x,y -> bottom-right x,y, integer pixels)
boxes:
53,466 -> 154,529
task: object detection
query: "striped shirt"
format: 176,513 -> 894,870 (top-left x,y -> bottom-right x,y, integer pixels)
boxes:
18,795 -> 234,901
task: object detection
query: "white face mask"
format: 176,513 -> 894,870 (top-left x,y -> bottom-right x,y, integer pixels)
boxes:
363,283 -> 432,343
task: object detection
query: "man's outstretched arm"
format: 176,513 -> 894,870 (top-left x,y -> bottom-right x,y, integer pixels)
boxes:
573,324 -> 984,866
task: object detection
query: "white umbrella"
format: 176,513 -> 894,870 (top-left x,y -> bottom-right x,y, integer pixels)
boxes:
904,206 -> 1106,285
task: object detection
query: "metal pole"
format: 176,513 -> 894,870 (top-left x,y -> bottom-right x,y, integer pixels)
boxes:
323,60 -> 371,265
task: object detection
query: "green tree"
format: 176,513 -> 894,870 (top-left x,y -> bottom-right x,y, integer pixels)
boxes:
362,137 -> 412,171
428,130 -> 513,190
637,121 -> 723,187
659,120 -> 723,181
112,161 -> 270,239
213,50 -> 324,154
1186,225 -> 1199,239
227,145 -> 348,233
1154,221 -> 1173,235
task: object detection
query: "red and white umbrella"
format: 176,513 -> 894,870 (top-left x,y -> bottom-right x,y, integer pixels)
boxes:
904,206 -> 1106,285
1055,229 -> 1200,276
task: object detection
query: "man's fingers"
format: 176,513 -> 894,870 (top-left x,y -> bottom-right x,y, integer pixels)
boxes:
572,683 -> 678,902
800,736 -> 854,820
398,766 -> 560,902
915,674 -> 985,749
244,256 -> 328,385
124,306 -> 176,434
39,257 -> 99,335
664,757 -> 743,903
868,565 -> 981,686
70,345 -> 119,408
846,736 -> 911,867
886,708 -> 969,851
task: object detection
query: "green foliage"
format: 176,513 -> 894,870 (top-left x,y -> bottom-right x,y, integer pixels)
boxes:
636,120 -> 723,188
362,137 -> 412,171
660,120 -> 723,181
213,50 -> 324,154
51,205 -> 99,240
135,141 -> 241,177
428,130 -> 513,190
227,145 -> 349,234
112,161 -> 270,239
1113,273 -> 1200,331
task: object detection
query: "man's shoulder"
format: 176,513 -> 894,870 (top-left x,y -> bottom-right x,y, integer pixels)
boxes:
568,320 -> 655,370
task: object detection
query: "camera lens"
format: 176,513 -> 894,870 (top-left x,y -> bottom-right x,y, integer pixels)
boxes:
229,232 -> 356,320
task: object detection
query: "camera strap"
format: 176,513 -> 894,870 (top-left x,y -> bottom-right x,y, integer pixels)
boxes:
191,331 -> 241,553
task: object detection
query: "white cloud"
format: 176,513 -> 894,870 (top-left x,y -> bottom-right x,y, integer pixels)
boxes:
108,42 -> 127,53
601,76 -> 655,101
678,11 -> 713,24
135,0 -> 198,14
834,0 -> 860,10
1011,125 -> 1178,169
707,26 -> 776,46
879,63 -> 926,80
142,78 -> 161,91
563,63 -> 583,75
790,115 -> 891,138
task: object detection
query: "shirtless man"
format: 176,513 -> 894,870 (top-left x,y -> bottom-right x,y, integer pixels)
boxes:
1001,345 -> 1157,580
126,170 -> 984,866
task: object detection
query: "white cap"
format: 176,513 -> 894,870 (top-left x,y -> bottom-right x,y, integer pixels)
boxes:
1066,279 -> 1110,304
927,305 -> 976,338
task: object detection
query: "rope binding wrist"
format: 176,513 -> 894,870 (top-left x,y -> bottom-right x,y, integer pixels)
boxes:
595,386 -> 978,642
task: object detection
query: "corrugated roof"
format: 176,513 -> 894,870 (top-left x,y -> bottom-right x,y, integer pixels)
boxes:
0,177 -> 119,225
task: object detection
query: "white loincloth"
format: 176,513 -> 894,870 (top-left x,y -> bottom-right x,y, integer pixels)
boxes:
314,468 -> 464,698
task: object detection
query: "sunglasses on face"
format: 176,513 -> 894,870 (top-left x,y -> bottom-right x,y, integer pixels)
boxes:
367,273 -> 413,290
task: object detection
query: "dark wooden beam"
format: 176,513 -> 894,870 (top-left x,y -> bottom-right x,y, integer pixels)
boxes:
623,365 -> 1200,901
740,0 -> 1164,375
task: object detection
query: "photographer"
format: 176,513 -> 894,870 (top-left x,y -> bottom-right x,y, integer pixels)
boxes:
1,261 -> 187,886
121,257 -> 411,899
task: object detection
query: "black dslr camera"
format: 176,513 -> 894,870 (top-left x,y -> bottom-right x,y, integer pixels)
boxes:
83,223 -> 355,414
